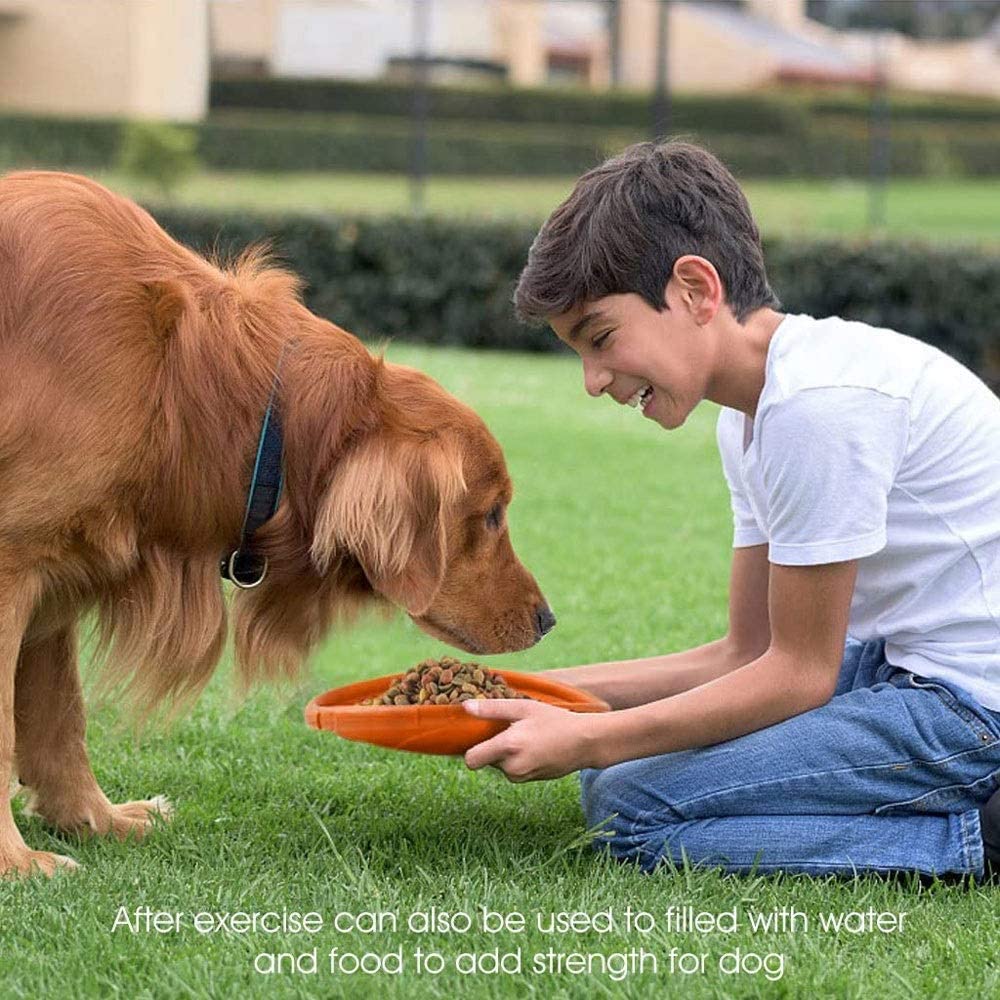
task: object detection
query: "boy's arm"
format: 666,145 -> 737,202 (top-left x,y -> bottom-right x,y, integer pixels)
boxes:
544,544 -> 771,709
584,558 -> 858,768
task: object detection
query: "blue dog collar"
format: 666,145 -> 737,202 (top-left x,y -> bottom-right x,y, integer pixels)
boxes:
221,341 -> 296,589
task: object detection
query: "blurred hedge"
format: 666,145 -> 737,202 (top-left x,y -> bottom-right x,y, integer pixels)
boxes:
801,89 -> 1000,125
199,112 -> 1000,178
210,78 -> 808,134
197,112 -> 617,175
0,113 -> 120,168
3,109 -> 998,179
211,77 -> 1000,131
205,78 -> 1000,176
149,205 -> 999,390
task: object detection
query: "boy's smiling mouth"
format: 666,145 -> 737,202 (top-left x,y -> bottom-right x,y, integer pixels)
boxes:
625,384 -> 654,413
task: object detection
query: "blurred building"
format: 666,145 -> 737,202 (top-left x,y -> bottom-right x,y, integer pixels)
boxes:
547,0 -> 1000,97
211,0 -> 1000,98
1,0 -> 998,124
833,20 -> 1000,97
211,0 -> 545,85
614,0 -> 871,91
0,0 -> 209,120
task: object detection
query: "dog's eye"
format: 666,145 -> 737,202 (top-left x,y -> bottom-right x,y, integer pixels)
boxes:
485,503 -> 503,531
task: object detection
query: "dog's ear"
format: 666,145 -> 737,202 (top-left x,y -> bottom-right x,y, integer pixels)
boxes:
311,435 -> 465,616
144,280 -> 189,341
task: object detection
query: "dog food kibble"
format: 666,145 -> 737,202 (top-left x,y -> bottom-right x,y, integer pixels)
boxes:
360,657 -> 531,705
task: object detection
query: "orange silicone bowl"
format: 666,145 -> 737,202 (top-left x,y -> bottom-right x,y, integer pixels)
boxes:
304,669 -> 611,756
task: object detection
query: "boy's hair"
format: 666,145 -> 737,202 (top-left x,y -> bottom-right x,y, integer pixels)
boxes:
514,140 -> 780,325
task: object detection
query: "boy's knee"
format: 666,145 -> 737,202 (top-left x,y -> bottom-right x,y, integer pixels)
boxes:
580,766 -> 628,839
579,766 -> 672,871
581,755 -> 690,826
579,763 -> 662,840
579,767 -> 614,830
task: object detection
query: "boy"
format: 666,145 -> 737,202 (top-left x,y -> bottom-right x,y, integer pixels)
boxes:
461,140 -> 1000,882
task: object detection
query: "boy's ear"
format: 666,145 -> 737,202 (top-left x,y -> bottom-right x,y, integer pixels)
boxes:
671,255 -> 722,322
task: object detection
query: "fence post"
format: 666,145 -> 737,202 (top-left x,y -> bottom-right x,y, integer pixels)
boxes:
868,30 -> 890,230
410,0 -> 431,215
652,0 -> 671,139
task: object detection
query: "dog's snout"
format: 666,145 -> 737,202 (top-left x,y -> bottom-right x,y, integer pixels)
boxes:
534,603 -> 556,639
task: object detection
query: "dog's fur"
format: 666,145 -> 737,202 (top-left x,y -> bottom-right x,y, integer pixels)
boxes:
0,171 -> 552,877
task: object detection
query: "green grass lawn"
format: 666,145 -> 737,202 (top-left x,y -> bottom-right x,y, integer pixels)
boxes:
1,344 -> 997,999
90,169 -> 1000,244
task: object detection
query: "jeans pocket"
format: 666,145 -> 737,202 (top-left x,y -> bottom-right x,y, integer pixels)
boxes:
871,671 -> 1000,816
904,672 -> 1000,746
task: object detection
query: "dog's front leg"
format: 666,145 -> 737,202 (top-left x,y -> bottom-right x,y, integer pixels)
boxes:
0,575 -> 77,877
15,621 -> 172,844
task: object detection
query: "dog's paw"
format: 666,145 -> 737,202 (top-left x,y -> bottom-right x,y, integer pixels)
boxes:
100,795 -> 174,842
0,847 -> 79,879
23,791 -> 173,842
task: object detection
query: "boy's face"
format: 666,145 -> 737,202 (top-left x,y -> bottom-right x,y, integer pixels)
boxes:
548,282 -> 715,430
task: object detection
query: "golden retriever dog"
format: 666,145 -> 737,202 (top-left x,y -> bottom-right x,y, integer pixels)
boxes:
0,171 -> 555,878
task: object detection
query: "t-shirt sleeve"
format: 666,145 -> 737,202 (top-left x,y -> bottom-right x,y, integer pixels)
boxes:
756,387 -> 910,566
716,408 -> 767,549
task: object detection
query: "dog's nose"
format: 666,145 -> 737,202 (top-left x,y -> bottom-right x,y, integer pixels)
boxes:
534,603 -> 557,639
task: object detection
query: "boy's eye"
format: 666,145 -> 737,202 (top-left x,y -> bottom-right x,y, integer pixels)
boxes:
592,331 -> 613,350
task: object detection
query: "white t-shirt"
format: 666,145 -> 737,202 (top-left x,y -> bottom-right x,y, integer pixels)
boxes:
716,313 -> 1000,711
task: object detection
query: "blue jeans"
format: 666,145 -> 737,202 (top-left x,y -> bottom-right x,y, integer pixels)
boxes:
579,638 -> 1000,880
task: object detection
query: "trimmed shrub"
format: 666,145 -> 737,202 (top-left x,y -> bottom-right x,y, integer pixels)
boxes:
197,112 -> 619,176
0,113 -> 121,169
797,88 -> 1000,125
118,121 -> 199,197
3,108 -> 998,178
209,78 -> 809,135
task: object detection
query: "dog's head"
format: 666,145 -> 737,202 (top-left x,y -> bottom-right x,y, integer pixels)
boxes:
310,362 -> 554,654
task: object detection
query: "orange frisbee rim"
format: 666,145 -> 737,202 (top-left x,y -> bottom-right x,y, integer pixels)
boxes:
304,668 -> 610,756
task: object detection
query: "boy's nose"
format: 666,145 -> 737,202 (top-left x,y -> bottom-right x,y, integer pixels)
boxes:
583,362 -> 612,397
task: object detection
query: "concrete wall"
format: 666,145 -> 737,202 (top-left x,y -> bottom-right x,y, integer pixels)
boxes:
886,37 -> 999,98
212,0 -> 544,87
496,0 -> 543,87
618,0 -> 775,93
211,0 -> 278,71
129,0 -> 209,119
205,0 -> 1000,99
835,29 -> 1000,99
268,0 -> 504,80
0,0 -> 208,120
2,0 -> 995,120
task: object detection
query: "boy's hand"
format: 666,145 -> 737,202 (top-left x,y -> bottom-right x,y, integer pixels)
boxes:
462,700 -> 601,782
